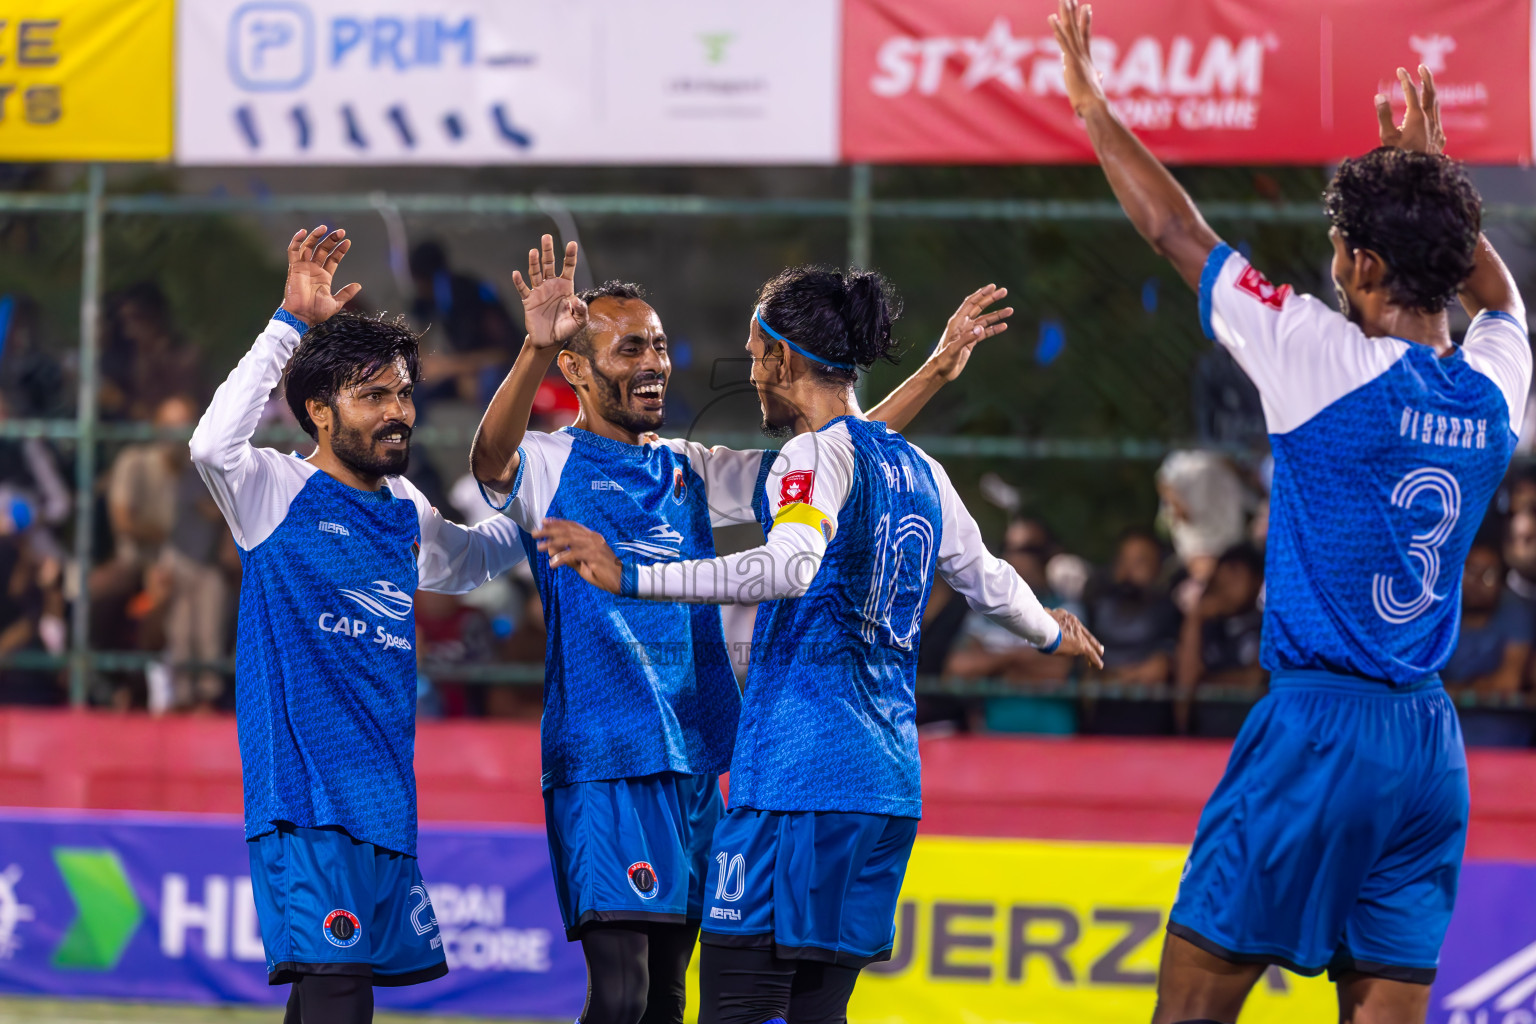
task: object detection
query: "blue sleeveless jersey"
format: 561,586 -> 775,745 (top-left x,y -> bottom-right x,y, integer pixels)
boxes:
486,428 -> 774,789
730,418 -> 942,818
1201,244 -> 1531,683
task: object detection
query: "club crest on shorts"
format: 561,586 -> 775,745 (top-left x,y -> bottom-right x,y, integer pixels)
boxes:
323,908 -> 362,948
627,861 -> 659,900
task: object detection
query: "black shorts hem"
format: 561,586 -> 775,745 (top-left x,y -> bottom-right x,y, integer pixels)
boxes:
569,908 -> 689,941
1328,951 -> 1437,985
699,931 -> 892,969
373,960 -> 450,987
267,959 -> 447,987
1166,922 -> 1325,978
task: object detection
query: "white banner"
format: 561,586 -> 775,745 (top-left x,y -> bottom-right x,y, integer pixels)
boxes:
175,0 -> 840,165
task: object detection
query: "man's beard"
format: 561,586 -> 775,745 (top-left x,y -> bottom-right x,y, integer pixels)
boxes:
760,417 -> 794,440
590,362 -> 664,436
1334,278 -> 1363,327
332,417 -> 411,478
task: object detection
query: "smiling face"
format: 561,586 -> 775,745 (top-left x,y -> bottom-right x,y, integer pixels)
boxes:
310,356 -> 415,478
563,296 -> 670,438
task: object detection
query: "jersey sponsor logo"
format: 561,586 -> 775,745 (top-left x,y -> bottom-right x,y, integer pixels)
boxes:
626,862 -> 659,900
323,908 -> 362,948
590,479 -> 624,492
708,906 -> 741,921
1400,406 -> 1488,450
614,524 -> 685,561
1233,264 -> 1291,310
339,580 -> 414,621
317,520 -> 350,537
780,470 -> 815,507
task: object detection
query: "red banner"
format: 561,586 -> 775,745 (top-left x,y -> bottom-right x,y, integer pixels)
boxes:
841,0 -> 1531,164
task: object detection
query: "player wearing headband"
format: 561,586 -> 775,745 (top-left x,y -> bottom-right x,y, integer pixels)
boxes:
470,237 -> 1012,1024
534,266 -> 1102,1023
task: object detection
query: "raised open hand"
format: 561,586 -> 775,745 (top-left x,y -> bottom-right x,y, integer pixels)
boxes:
513,234 -> 588,350
1048,0 -> 1107,117
1048,608 -> 1105,669
928,284 -> 1013,383
282,226 -> 361,326
1377,65 -> 1445,155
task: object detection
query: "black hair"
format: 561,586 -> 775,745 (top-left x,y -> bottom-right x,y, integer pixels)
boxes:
1216,542 -> 1265,579
408,241 -> 447,280
284,312 -> 422,439
1323,148 -> 1481,314
569,280 -> 649,356
756,266 -> 902,385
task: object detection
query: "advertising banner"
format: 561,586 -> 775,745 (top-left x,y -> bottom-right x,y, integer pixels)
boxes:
0,810 -> 585,1018
0,811 -> 1531,1021
174,0 -> 840,165
0,0 -> 174,161
841,0 -> 1532,164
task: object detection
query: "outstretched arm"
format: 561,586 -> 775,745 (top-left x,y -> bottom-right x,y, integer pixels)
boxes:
470,235 -> 587,492
868,284 -> 1014,431
1048,0 -> 1220,289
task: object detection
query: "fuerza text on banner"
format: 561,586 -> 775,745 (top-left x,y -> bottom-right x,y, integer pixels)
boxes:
844,836 -> 1337,1024
0,0 -> 173,161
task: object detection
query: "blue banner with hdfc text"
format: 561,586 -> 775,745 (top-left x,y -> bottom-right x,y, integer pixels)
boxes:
0,809 -> 585,1017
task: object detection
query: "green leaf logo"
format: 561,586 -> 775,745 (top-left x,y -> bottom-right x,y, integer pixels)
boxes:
51,848 -> 143,970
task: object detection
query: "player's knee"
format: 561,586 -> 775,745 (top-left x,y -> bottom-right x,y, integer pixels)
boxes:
584,983 -> 648,1024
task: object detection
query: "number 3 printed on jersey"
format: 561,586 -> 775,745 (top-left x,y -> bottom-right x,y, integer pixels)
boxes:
1372,467 -> 1462,625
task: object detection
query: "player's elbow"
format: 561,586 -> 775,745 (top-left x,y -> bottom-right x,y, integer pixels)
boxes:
188,423 -> 220,468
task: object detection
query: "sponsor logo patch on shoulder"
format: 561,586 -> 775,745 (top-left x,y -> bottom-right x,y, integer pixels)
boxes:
627,861 -> 659,900
1234,264 -> 1292,310
323,908 -> 361,948
779,470 -> 815,507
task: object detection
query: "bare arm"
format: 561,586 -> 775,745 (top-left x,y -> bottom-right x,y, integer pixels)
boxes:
469,235 -> 586,492
1048,0 -> 1220,289
868,284 -> 1013,430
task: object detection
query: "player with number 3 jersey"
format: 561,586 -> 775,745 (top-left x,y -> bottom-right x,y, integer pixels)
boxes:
533,266 -> 1103,1023
1050,1 -> 1532,1021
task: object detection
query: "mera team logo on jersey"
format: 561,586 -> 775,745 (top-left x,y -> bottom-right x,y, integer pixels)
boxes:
1234,264 -> 1291,310
323,909 -> 362,948
340,580 -> 414,621
626,862 -> 659,900
615,524 -> 685,561
780,470 -> 815,507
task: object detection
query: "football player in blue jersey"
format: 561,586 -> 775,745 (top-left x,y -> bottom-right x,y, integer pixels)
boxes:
533,265 -> 1103,1023
1049,3 -> 1531,1021
191,226 -> 527,1024
470,237 -> 1013,1024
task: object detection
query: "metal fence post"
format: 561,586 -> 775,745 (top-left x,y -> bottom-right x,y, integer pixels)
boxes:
69,163 -> 105,705
848,163 -> 872,270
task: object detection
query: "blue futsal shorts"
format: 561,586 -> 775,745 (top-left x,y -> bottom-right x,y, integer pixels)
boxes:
247,823 -> 447,986
699,807 -> 919,968
543,771 -> 723,940
1170,670 -> 1469,984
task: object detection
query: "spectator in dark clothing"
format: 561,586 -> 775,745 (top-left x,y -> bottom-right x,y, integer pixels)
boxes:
99,283 -> 205,422
1175,543 -> 1266,736
0,294 -> 68,417
1445,541 -> 1535,747
0,533 -> 63,705
409,241 -> 518,405
1087,528 -> 1182,685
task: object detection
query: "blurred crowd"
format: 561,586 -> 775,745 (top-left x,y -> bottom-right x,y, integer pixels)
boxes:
1,268 -> 1534,747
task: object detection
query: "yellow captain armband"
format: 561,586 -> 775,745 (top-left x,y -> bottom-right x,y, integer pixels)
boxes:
772,501 -> 836,542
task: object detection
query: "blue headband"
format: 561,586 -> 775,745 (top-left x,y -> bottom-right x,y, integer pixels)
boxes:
754,308 -> 855,371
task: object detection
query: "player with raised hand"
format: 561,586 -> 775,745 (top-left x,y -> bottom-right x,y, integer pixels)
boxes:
1049,1 -> 1530,1021
191,226 -> 527,1024
532,265 -> 1101,1023
469,237 -> 1009,1024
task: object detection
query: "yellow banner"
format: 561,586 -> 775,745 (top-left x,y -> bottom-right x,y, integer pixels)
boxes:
689,835 -> 1334,1023
0,0 -> 173,160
